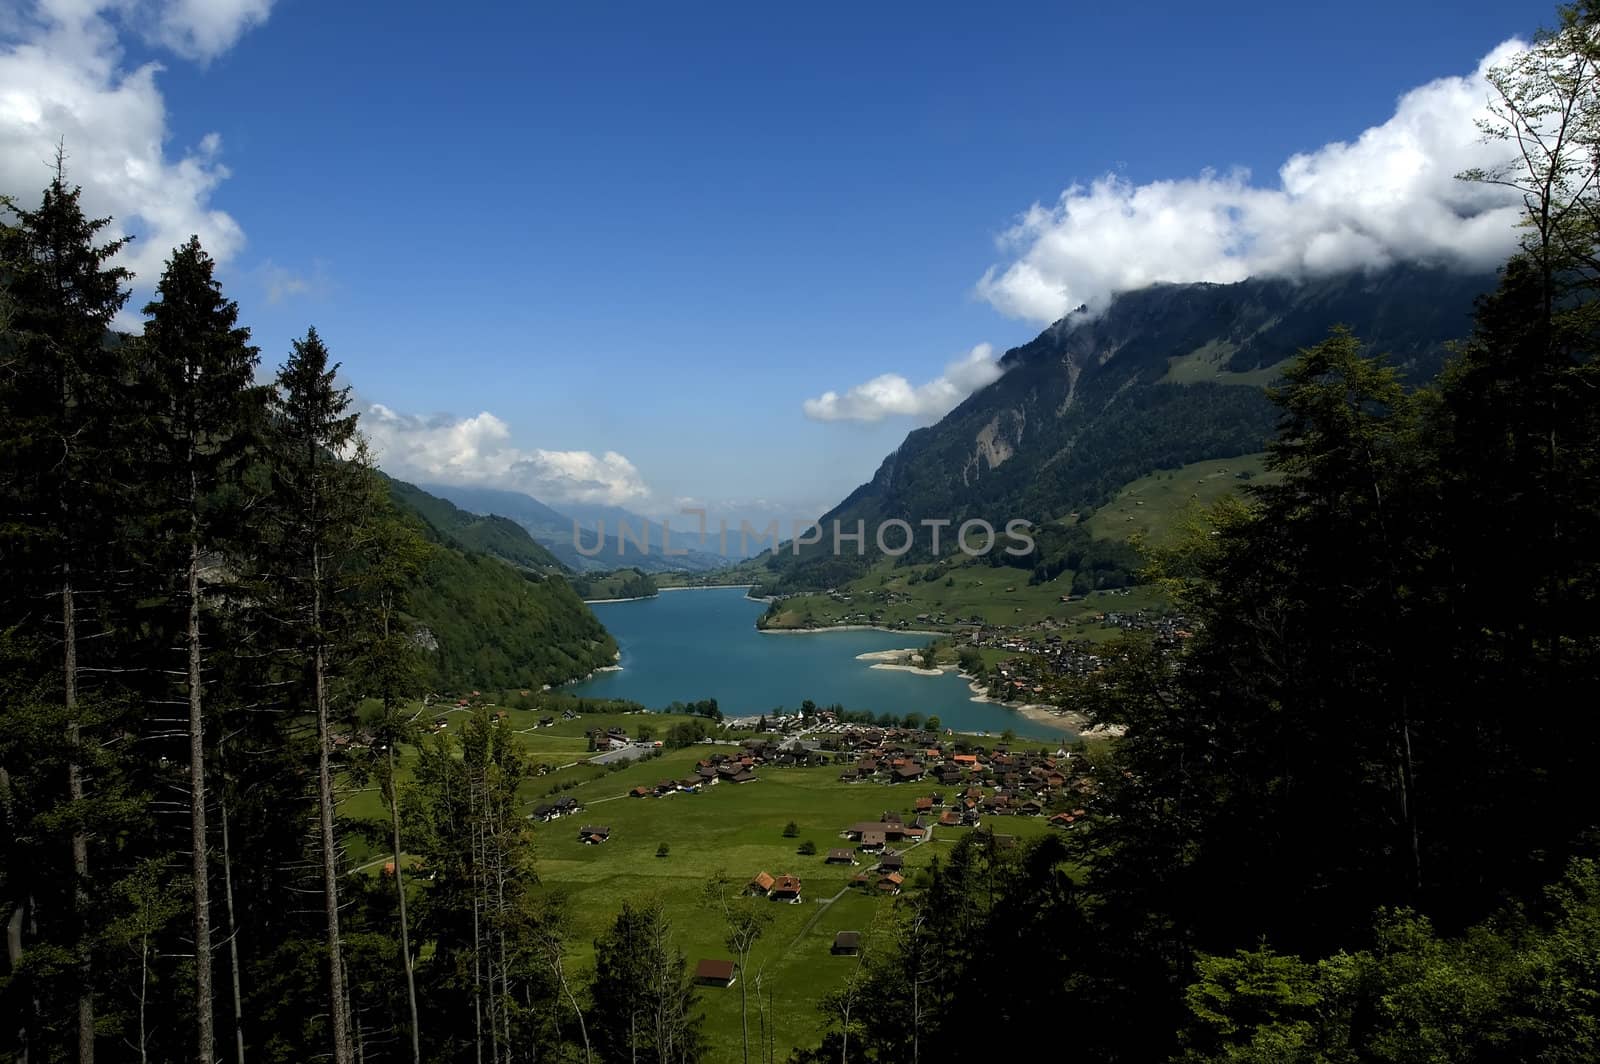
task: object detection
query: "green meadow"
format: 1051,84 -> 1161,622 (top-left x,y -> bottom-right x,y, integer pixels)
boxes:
343,702 -> 1060,1058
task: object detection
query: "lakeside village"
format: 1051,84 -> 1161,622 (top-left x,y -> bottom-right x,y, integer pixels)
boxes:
771,584 -> 1196,702
540,715 -> 1097,866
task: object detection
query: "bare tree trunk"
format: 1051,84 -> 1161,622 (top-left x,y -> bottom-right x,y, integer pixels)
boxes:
472,823 -> 484,1064
219,777 -> 246,1064
64,569 -> 95,1064
8,901 -> 28,1064
312,544 -> 353,1064
386,743 -> 421,1064
138,934 -> 150,1064
188,529 -> 215,1064
549,947 -> 591,1064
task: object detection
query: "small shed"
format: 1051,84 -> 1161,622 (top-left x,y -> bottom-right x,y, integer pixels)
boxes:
694,959 -> 736,987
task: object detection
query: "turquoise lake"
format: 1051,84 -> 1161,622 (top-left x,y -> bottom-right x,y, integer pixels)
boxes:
568,587 -> 1072,739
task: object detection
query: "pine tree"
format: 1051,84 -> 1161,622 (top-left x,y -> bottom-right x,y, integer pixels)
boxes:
135,235 -> 265,1064
267,327 -> 365,1064
0,159 -> 133,1064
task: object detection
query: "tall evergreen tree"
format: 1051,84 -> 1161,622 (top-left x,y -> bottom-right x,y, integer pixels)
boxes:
0,160 -> 133,1064
267,327 -> 364,1064
134,236 -> 265,1064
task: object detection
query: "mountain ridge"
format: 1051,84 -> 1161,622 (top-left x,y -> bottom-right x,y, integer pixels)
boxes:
755,265 -> 1496,593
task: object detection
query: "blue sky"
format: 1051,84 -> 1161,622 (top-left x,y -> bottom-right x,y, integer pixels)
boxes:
0,0 -> 1548,522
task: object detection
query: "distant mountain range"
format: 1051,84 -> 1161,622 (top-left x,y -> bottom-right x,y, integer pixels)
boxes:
754,265 -> 1496,593
418,483 -> 732,574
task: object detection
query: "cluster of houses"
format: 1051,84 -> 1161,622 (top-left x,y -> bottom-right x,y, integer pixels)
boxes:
528,795 -> 583,822
746,872 -> 804,903
836,811 -> 927,895
586,725 -> 633,752
818,728 -> 1099,815
627,751 -> 759,798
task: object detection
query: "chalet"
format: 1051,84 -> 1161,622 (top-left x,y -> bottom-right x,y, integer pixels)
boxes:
578,825 -> 610,845
892,764 -> 924,783
858,829 -> 887,851
914,797 -> 934,813
938,810 -> 962,827
770,875 -> 802,903
730,770 -> 758,784
696,765 -> 719,784
877,872 -> 904,895
694,959 -> 737,988
655,779 -> 677,796
1048,812 -> 1077,829
678,777 -> 700,792
825,848 -> 859,865
831,931 -> 861,956
748,872 -> 775,896
629,786 -> 651,798
1019,800 -> 1045,817
877,852 -> 905,872
530,804 -> 556,821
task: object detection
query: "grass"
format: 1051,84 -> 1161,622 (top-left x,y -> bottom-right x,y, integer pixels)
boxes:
1082,453 -> 1277,550
342,702 -> 1060,1060
1161,340 -> 1290,388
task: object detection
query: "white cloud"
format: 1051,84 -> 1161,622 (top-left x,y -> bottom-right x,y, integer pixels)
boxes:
977,39 -> 1530,322
803,343 -> 1003,423
142,0 -> 273,62
259,257 -> 331,304
363,404 -> 653,507
0,1 -> 273,305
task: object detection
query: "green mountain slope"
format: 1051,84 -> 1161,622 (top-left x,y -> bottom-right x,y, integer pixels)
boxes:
385,477 -> 618,689
756,266 -> 1492,594
387,475 -> 566,572
420,482 -> 729,573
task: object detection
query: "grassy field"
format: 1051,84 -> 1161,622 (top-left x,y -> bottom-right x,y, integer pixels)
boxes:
1082,453 -> 1276,549
342,700 -> 1062,1059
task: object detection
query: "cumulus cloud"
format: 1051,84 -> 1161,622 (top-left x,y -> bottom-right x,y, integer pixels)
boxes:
363,404 -> 653,507
802,343 -> 1003,423
977,39 -> 1530,322
0,1 -> 273,300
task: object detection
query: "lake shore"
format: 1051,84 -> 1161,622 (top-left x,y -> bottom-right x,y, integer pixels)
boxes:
658,584 -> 755,592
762,625 -> 944,637
582,595 -> 656,604
853,647 -> 1084,732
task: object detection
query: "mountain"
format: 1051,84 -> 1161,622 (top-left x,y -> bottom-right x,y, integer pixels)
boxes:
757,266 -> 1495,593
387,475 -> 565,572
420,483 -> 730,573
384,477 -> 619,689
